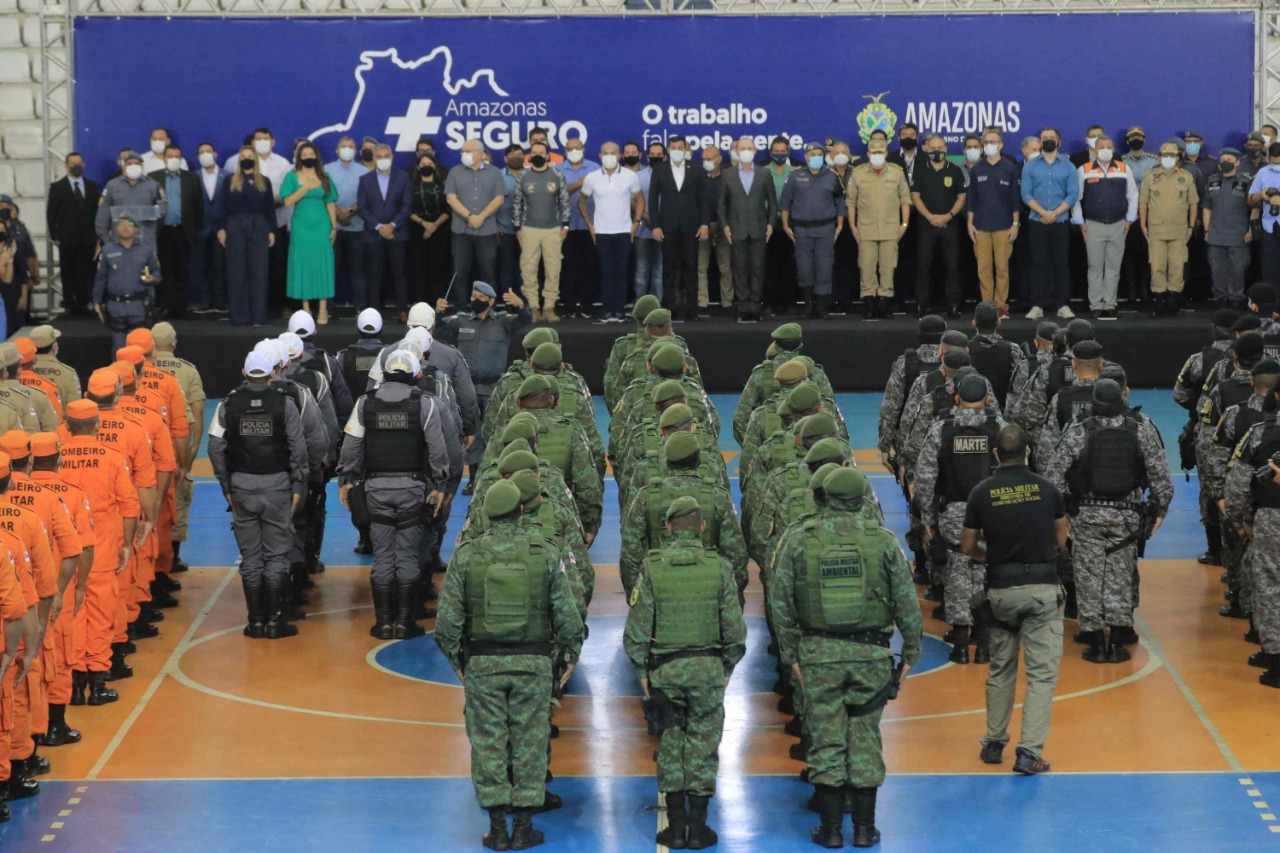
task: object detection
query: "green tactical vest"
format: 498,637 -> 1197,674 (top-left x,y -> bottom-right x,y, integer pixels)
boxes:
762,429 -> 804,476
794,514 -> 893,634
777,483 -> 817,534
470,494 -> 557,538
644,475 -> 720,549
464,529 -> 551,644
552,374 -> 580,417
648,543 -> 722,653
533,413 -> 572,472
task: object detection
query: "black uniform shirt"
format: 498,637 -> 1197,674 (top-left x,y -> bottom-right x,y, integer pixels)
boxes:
963,463 -> 1064,566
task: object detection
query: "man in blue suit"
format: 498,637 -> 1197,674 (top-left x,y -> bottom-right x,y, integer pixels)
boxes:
358,143 -> 413,319
190,142 -> 227,313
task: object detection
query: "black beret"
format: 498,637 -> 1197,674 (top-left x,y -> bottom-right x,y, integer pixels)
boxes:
941,330 -> 969,349
1099,364 -> 1128,386
1093,378 -> 1123,405
1252,359 -> 1280,376
956,374 -> 988,403
1036,321 -> 1060,341
1066,319 -> 1095,345
1235,334 -> 1265,363
1212,308 -> 1242,329
1232,315 -> 1263,333
919,315 -> 947,335
943,350 -> 971,370
1249,282 -> 1277,306
1072,340 -> 1103,360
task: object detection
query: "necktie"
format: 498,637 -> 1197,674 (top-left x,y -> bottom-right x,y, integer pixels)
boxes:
73,181 -> 83,200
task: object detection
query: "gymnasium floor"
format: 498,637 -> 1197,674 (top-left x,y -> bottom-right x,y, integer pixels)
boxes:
5,390 -> 1280,851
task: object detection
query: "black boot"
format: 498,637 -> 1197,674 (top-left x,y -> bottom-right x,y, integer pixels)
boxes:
482,806 -> 511,851
863,297 -> 878,321
1262,656 -> 1280,688
816,296 -> 830,320
414,577 -> 438,619
44,705 -> 80,746
972,616 -> 991,665
149,578 -> 179,609
1198,525 -> 1223,565
509,808 -> 544,850
129,617 -> 159,640
948,625 -> 970,664
1082,630 -> 1108,664
789,736 -> 810,762
264,576 -> 298,639
810,784 -> 844,848
242,577 -> 266,639
685,794 -> 717,850
141,602 -> 164,623
784,717 -> 804,737
656,791 -> 688,848
370,580 -> 395,640
171,541 -> 189,573
1246,618 -> 1261,645
354,530 -> 373,555
70,670 -> 87,706
105,648 -> 133,681
1249,651 -> 1273,669
778,693 -> 796,715
87,671 -> 119,705
25,751 -> 50,777
1063,583 -> 1078,620
1106,627 -> 1132,663
850,787 -> 881,848
7,762 -> 38,799
394,581 -> 426,639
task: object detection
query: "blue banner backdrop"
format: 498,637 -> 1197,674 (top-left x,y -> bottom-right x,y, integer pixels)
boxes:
74,13 -> 1254,175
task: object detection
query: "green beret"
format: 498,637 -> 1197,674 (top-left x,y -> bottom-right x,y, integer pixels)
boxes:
664,431 -> 701,464
501,417 -> 539,446
798,413 -> 838,440
499,437 -> 533,458
511,468 -> 541,502
659,403 -> 695,430
803,437 -> 846,465
650,344 -> 686,375
794,355 -> 816,375
823,466 -> 869,500
517,374 -> 553,400
771,322 -> 803,342
498,450 -> 539,475
809,461 -> 843,491
522,327 -> 559,350
644,308 -> 673,327
530,342 -> 563,370
484,480 -> 522,518
633,294 -> 661,320
774,359 -> 809,384
786,381 -> 821,412
652,379 -> 686,405
765,342 -> 778,358
665,496 -> 701,521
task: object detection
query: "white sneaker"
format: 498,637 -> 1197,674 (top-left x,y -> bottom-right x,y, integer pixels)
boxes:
1057,305 -> 1076,319
1025,306 -> 1044,320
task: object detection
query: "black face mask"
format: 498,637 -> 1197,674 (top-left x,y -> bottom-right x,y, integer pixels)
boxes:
0,231 -> 7,243
649,156 -> 665,166
419,166 -> 435,178
299,157 -> 318,169
1040,139 -> 1058,154
471,298 -> 491,314
622,155 -> 640,167
239,158 -> 256,172
68,165 -> 84,178
361,149 -> 374,163
928,151 -> 945,162
529,155 -> 548,169
900,137 -> 918,151
775,338 -> 801,352
1221,162 -> 1237,175
1128,139 -> 1144,152
770,153 -> 788,164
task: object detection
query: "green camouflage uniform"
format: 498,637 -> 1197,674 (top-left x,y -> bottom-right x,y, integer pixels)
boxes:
608,332 -> 703,411
487,372 -> 605,479
733,352 -> 834,444
621,428 -> 728,511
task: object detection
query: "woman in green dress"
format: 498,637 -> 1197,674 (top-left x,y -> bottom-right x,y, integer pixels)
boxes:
280,141 -> 338,324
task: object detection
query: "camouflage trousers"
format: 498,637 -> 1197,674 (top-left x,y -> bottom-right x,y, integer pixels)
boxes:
650,658 -> 728,796
463,655 -> 553,809
1223,523 -> 1251,611
1195,443 -> 1224,529
799,656 -> 892,789
1253,508 -> 1280,655
1071,506 -> 1141,632
940,503 -> 986,626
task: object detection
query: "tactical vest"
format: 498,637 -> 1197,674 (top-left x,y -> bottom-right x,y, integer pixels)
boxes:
363,389 -> 425,476
794,514 -> 893,633
533,413 -> 572,472
1248,420 -> 1280,508
937,417 -> 1000,504
1068,417 -> 1145,498
644,475 -> 720,549
340,343 -> 381,399
224,385 -> 289,475
777,483 -> 817,534
301,347 -> 332,382
1045,356 -> 1075,400
1055,382 -> 1096,430
930,380 -> 956,419
647,544 -> 722,652
1202,374 -> 1252,426
761,427 -> 802,475
551,374 -> 580,418
1224,400 -> 1268,449
968,336 -> 1015,408
1265,329 -> 1280,361
901,348 -> 940,421
291,365 -> 327,405
1193,344 -> 1227,409
273,379 -> 306,415
464,530 -> 551,644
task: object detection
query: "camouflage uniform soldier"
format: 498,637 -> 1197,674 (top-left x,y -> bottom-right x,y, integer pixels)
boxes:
1045,380 -> 1173,663
1006,322 -> 1058,417
622,403 -> 728,513
434,481 -> 585,850
752,438 -> 852,572
744,414 -> 848,546
465,427 -> 572,527
770,467 -> 923,849
623,497 -> 747,850
733,322 -> 833,444
915,375 -> 1006,663
621,432 -> 747,598
615,379 -> 716,486
483,327 -> 560,437
1011,319 -> 1104,449
741,373 -> 843,479
611,340 -> 719,460
607,307 -> 704,412
603,295 -> 662,412
1034,341 -> 1103,469
877,315 -> 946,470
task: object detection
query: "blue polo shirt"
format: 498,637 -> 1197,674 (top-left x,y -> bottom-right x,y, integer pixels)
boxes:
556,158 -> 600,231
325,159 -> 367,232
1020,155 -> 1079,223
966,157 -> 1021,231
1249,165 -> 1280,233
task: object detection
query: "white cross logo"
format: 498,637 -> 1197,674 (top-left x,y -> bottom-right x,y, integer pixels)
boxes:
385,99 -> 443,153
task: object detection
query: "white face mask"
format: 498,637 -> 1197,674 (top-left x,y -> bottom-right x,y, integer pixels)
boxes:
165,157 -> 182,172
728,149 -> 739,163
1027,151 -> 1041,160
825,155 -> 835,167
702,159 -> 716,173
738,150 -> 754,164
965,148 -> 981,163
124,164 -> 143,180
834,154 -> 850,167
601,154 -> 619,170
1086,136 -> 1098,149
983,144 -> 999,158
150,139 -> 166,154
254,139 -> 272,156
1160,156 -> 1178,170
566,149 -> 584,164
376,158 -> 393,172
868,153 -> 886,168
669,150 -> 686,165
198,152 -> 216,168
461,152 -> 476,167
1265,135 -> 1274,147
1097,148 -> 1114,163
338,147 -> 355,162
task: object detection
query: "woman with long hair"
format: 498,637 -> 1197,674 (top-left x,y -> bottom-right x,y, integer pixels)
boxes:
280,141 -> 338,324
408,152 -> 452,303
218,145 -> 276,326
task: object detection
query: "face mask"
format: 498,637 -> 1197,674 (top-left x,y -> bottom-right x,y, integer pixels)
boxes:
1128,139 -> 1144,152
1221,161 -> 1237,175
728,150 -> 739,163
1086,136 -> 1098,149
239,158 -> 255,172
965,148 -> 981,163
929,151 -> 946,162
254,139 -> 272,156
807,155 -> 824,170
361,149 -> 374,163
376,158 -> 393,172
566,149 -> 584,164
460,152 -> 476,167
165,157 -> 182,171
1248,147 -> 1263,158
983,144 -> 999,158
1266,135 -> 1274,147
601,154 -> 619,170
470,298 -> 490,313
770,153 -> 788,165
151,140 -> 166,154
1027,151 -> 1041,160
1186,142 -> 1202,156
1040,139 -> 1058,154
834,154 -> 850,167
125,164 -> 143,180
1270,163 -> 1280,173
900,137 -> 918,151
1096,148 -> 1114,163
622,155 -> 640,167
824,155 -> 834,167
338,147 -> 355,162
1161,156 -> 1178,170
868,154 -> 886,168
419,166 -> 435,177
300,157 -> 318,169
669,150 -> 686,165
198,152 -> 216,168
530,155 -> 548,169
650,156 -> 665,166
68,164 -> 84,177
739,151 -> 754,164
702,160 -> 716,173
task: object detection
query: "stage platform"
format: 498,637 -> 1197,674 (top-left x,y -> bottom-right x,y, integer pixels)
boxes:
33,305 -> 1213,397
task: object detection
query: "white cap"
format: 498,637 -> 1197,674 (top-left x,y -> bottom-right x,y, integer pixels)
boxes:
395,339 -> 425,362
244,351 -> 274,378
385,348 -> 419,376
405,327 -> 433,351
254,338 -> 289,368
288,310 -> 317,338
357,308 -> 383,334
407,302 -> 436,329
278,331 -> 305,360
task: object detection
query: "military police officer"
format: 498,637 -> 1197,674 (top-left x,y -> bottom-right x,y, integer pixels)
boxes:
1139,141 -> 1200,316
93,215 -> 161,352
846,138 -> 912,318
780,142 -> 846,319
95,150 -> 166,247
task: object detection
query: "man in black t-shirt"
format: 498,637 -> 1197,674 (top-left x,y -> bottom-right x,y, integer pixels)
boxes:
961,425 -> 1068,777
910,135 -> 968,316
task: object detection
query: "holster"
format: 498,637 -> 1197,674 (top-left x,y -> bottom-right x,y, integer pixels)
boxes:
348,482 -> 370,529
643,688 -> 685,735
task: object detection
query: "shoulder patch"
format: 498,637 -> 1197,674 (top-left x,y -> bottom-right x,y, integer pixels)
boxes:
629,585 -> 640,607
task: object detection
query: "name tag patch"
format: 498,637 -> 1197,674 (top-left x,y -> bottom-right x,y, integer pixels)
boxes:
952,435 -> 988,454
375,411 -> 410,430
239,416 -> 273,437
820,555 -> 862,579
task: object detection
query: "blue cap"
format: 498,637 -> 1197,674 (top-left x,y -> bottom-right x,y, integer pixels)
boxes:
473,281 -> 496,298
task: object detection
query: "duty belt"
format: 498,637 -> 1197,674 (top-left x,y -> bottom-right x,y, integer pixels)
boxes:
649,648 -> 720,670
802,629 -> 892,648
791,218 -> 836,228
467,641 -> 553,657
107,292 -> 148,303
988,561 -> 1059,589
1078,498 -> 1143,513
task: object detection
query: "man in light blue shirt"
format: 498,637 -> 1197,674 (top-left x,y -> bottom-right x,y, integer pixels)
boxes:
326,135 -> 369,306
1020,127 -> 1079,320
556,138 -> 601,317
1248,143 -> 1280,287
629,140 -> 664,302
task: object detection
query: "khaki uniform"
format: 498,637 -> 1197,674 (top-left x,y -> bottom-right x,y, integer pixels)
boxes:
845,163 -> 910,297
152,351 -> 205,546
1139,166 -> 1199,294
31,352 -> 81,407
0,381 -> 42,432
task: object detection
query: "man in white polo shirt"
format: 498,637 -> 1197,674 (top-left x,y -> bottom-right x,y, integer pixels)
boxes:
579,141 -> 644,323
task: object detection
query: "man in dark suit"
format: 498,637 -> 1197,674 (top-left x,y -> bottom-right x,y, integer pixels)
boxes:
148,143 -> 203,318
888,123 -> 922,311
648,134 -> 712,321
190,142 -> 227,313
358,143 -> 413,320
46,151 -> 100,315
718,137 -> 778,322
